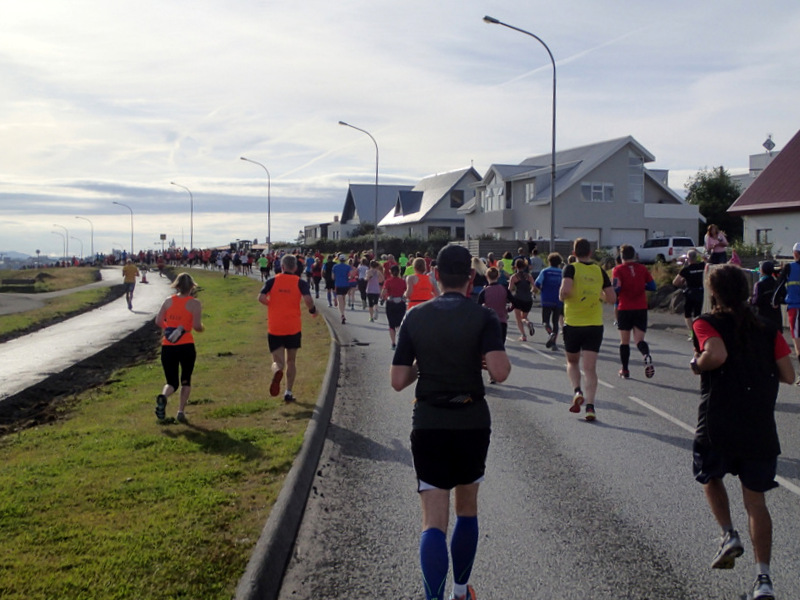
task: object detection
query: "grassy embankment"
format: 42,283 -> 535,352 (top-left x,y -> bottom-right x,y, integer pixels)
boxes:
0,270 -> 329,599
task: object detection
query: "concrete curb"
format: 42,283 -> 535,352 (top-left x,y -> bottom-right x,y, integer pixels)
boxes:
234,312 -> 341,600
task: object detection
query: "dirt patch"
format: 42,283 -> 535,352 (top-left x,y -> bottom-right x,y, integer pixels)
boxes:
0,322 -> 161,436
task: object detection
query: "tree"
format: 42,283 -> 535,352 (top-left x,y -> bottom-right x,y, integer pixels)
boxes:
685,166 -> 743,242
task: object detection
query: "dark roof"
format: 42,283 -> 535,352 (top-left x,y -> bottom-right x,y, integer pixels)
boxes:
341,184 -> 413,224
728,128 -> 800,214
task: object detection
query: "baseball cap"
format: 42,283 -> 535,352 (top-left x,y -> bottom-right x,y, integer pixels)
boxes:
793,242 -> 800,253
338,253 -> 347,261
436,244 -> 472,275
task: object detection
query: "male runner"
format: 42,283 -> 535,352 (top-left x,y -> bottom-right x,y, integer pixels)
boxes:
673,249 -> 705,339
332,254 -> 352,324
258,254 -> 317,403
773,241 -> 800,376
534,252 -> 564,351
391,244 -> 510,600
122,258 -> 140,310
612,244 -> 657,379
559,238 -> 616,421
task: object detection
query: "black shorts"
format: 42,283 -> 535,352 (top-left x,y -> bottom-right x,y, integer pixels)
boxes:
336,286 -> 350,296
513,298 -> 533,313
617,309 -> 648,332
410,428 -> 491,491
693,440 -> 778,493
161,343 -> 196,389
367,293 -> 380,307
684,289 -> 704,319
385,300 -> 406,329
268,332 -> 302,353
324,277 -> 335,290
562,324 -> 604,354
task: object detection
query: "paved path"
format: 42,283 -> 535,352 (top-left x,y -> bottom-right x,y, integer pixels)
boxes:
0,268 -> 173,401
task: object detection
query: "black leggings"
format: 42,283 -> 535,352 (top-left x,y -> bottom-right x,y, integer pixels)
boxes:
161,344 -> 196,390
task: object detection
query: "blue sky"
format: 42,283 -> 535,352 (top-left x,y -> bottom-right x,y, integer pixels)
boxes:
2,0 -> 799,257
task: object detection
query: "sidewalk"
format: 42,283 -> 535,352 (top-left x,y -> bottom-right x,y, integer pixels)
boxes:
0,269 -> 172,401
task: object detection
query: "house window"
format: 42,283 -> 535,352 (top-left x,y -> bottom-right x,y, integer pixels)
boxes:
628,151 -> 643,203
450,189 -> 464,208
505,181 -> 513,209
756,229 -> 772,245
581,182 -> 614,202
483,184 -> 504,212
525,182 -> 536,203
455,227 -> 465,239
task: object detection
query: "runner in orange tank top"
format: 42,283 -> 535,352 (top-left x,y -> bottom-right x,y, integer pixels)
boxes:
405,257 -> 439,309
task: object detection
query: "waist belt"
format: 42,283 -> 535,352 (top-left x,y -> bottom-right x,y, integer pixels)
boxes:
389,297 -> 405,303
416,393 -> 482,407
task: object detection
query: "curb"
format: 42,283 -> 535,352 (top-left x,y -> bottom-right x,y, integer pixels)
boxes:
234,312 -> 341,600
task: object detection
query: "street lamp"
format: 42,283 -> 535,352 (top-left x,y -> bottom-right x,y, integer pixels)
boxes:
170,182 -> 194,250
484,15 -> 557,252
51,231 -> 66,261
53,223 -> 69,260
74,215 -> 94,261
70,236 -> 84,259
112,201 -> 134,258
239,157 -> 270,255
339,120 -> 379,259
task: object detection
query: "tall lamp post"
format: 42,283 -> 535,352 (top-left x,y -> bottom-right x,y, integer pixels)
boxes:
74,215 -> 94,261
170,182 -> 194,250
51,231 -> 66,262
53,223 -> 69,260
338,121 -> 379,260
70,236 -> 84,259
112,201 -> 134,258
239,157 -> 270,255
484,15 -> 557,252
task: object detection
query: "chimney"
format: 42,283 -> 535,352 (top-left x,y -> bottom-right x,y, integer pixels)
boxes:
334,215 -> 339,222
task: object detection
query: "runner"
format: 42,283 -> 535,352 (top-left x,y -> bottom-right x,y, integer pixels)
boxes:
322,254 -> 336,307
257,253 -> 270,282
332,254 -> 352,324
122,258 -> 140,310
154,273 -> 205,423
390,244 -> 510,600
406,257 -> 439,309
258,254 -> 317,403
534,252 -> 564,351
365,260 -> 384,322
381,264 -> 407,349
357,257 -> 370,310
559,238 -> 616,421
612,244 -> 657,379
310,257 -> 323,299
772,241 -> 800,376
673,249 -> 705,339
690,265 -> 794,599
508,258 -> 536,342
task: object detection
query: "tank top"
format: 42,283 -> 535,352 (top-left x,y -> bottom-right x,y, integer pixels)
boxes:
407,274 -> 434,308
161,295 -> 195,346
564,262 -> 606,327
266,273 -> 303,336
512,273 -> 533,302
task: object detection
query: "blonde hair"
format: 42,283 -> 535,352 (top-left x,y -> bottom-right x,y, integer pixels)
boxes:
171,272 -> 196,295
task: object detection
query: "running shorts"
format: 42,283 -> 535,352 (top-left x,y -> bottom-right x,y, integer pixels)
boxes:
693,440 -> 778,493
683,289 -> 704,319
268,332 -> 302,353
562,324 -> 604,354
160,343 -> 196,389
410,428 -> 490,491
367,293 -> 380,307
616,309 -> 648,332
513,298 -> 533,313
385,301 -> 406,329
335,286 -> 350,296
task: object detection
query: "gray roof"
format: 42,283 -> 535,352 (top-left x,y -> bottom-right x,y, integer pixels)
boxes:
341,183 -> 414,224
379,166 -> 481,226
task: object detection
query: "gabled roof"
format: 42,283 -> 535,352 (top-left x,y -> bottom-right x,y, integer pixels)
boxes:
728,128 -> 800,214
379,166 -> 481,226
476,136 -> 660,206
341,183 -> 414,224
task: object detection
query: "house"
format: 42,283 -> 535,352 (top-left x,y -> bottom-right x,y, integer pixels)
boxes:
460,136 -> 701,250
727,128 -> 800,258
378,167 -> 481,240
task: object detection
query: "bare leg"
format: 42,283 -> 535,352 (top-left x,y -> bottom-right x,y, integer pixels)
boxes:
742,486 -> 772,566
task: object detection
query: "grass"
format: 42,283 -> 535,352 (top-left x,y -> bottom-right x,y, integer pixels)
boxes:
0,270 -> 330,599
0,267 -> 101,293
0,288 -> 115,339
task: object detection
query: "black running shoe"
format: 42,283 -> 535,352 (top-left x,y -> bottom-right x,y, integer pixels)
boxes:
155,394 -> 167,420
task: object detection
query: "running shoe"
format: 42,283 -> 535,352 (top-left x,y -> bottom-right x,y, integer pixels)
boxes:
585,404 -> 596,422
710,529 -> 744,569
518,336 -> 527,342
449,585 -> 476,600
545,331 -> 557,348
155,394 -> 167,420
176,411 -> 187,423
544,323 -> 553,335
269,370 -> 284,397
619,369 -> 630,379
569,390 -> 584,413
752,574 -> 775,599
527,321 -> 535,337
551,343 -> 559,352
283,392 -> 295,403
644,354 -> 655,378
391,343 -> 396,350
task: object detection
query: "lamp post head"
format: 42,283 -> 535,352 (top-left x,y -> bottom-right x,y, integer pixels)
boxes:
338,121 -> 348,126
483,15 -> 500,24
170,181 -> 176,185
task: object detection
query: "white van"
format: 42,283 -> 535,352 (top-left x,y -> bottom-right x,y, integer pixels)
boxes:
636,236 -> 697,264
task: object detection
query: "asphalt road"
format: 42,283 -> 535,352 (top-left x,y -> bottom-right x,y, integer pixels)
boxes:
278,301 -> 800,600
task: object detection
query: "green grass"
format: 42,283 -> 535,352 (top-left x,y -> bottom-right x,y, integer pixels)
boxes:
0,288 -> 114,339
0,267 -> 101,292
0,271 -> 330,599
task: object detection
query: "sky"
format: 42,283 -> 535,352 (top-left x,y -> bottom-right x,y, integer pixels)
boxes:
1,0 -> 799,258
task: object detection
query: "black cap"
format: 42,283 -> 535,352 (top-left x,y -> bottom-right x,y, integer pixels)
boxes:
436,244 -> 472,275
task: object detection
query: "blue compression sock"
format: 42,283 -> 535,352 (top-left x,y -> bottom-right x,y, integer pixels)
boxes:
451,516 -> 479,586
420,528 -> 449,600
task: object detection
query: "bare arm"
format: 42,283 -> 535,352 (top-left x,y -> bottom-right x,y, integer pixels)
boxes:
154,297 -> 171,329
602,285 -> 617,305
777,354 -> 796,384
672,273 -> 686,288
695,336 -> 727,371
485,350 -> 511,383
558,277 -> 573,302
303,293 -> 318,317
390,363 -> 418,391
188,298 -> 205,332
258,293 -> 269,306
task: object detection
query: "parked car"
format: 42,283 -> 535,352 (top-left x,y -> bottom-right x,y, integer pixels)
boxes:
636,236 -> 697,264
